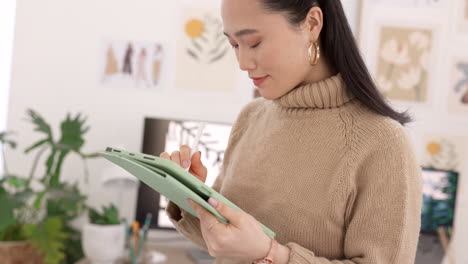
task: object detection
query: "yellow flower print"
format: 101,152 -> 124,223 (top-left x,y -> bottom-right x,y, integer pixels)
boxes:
426,141 -> 441,156
185,18 -> 205,38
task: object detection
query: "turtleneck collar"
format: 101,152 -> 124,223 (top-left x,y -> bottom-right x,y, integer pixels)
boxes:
273,74 -> 354,109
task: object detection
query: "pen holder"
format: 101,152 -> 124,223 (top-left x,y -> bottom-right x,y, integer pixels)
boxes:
128,239 -> 149,264
127,228 -> 149,263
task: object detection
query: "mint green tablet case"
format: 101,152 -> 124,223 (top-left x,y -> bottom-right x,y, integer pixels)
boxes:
99,147 -> 276,238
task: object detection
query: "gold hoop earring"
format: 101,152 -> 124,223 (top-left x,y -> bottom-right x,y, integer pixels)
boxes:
308,42 -> 320,66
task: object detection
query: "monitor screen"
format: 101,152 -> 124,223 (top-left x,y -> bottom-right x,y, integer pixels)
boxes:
136,117 -> 231,229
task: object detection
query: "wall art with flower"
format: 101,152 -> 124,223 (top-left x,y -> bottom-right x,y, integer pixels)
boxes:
448,57 -> 468,115
375,26 -> 433,102
422,134 -> 466,172
175,8 -> 237,93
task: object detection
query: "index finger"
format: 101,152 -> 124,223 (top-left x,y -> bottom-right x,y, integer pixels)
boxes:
180,145 -> 191,169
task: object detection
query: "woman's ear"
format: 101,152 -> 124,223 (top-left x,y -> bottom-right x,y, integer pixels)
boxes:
305,6 -> 323,42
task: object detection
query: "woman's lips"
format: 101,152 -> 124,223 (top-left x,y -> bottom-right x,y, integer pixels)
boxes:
251,75 -> 268,87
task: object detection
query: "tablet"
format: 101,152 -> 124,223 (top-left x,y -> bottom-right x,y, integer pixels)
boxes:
99,147 -> 276,238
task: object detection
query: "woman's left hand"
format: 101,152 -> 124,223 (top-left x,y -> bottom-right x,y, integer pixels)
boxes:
186,197 -> 272,262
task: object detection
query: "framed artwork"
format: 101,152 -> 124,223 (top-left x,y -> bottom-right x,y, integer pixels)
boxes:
100,39 -> 166,89
358,1 -> 442,105
374,25 -> 434,102
416,168 -> 459,264
448,56 -> 468,115
422,134 -> 466,172
175,7 -> 237,93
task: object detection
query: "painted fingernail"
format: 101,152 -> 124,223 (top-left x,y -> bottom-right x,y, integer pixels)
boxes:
208,198 -> 218,208
182,160 -> 189,168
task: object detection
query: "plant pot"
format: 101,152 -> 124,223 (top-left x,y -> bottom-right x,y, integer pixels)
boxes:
82,223 -> 125,264
0,240 -> 44,264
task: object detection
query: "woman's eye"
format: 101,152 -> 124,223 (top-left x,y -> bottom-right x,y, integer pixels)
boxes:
229,42 -> 260,49
250,42 -> 260,49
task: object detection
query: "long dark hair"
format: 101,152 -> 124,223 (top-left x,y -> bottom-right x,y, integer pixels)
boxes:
259,0 -> 411,125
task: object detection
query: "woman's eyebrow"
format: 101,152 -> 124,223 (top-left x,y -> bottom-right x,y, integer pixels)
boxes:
223,29 -> 259,38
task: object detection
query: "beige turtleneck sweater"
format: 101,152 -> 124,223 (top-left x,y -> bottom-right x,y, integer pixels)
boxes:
166,74 -> 422,264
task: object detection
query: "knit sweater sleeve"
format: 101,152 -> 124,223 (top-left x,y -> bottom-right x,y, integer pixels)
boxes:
284,121 -> 422,264
165,99 -> 263,250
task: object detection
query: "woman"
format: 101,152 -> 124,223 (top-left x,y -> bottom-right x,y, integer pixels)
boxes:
122,43 -> 134,76
161,0 -> 422,263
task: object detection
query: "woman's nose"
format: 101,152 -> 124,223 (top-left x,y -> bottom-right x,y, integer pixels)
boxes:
237,49 -> 256,71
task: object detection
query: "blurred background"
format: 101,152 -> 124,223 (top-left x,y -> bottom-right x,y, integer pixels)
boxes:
1,0 -> 467,263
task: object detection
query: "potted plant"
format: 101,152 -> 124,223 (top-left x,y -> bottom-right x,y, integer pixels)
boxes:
0,134 -> 67,264
82,204 -> 126,264
0,175 -> 64,264
0,109 -> 99,264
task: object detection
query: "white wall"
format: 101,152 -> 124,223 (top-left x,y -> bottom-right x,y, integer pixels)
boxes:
0,0 -> 16,176
341,0 -> 362,36
5,0 -> 251,223
359,1 -> 468,263
5,0 -> 468,262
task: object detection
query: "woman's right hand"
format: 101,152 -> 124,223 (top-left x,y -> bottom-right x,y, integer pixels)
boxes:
160,145 -> 208,183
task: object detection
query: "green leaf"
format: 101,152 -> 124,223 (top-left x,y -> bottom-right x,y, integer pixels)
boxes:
0,185 -> 29,241
0,131 -> 17,149
49,151 -> 68,187
58,113 -> 88,153
24,138 -> 49,153
33,190 -> 47,210
0,192 -> 17,231
25,109 -> 53,140
61,226 -> 84,264
88,204 -> 120,225
45,148 -> 57,179
12,188 -> 35,204
6,176 -> 29,189
45,183 -> 87,220
23,217 -> 68,264
2,139 -> 17,149
0,223 -> 25,241
88,208 -> 102,224
0,131 -> 8,140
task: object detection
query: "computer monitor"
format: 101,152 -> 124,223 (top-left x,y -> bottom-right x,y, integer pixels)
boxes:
136,117 -> 232,229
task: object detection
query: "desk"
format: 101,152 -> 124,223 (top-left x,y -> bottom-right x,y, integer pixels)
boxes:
76,229 -> 214,264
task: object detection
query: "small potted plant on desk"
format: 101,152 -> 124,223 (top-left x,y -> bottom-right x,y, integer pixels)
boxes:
82,204 -> 126,264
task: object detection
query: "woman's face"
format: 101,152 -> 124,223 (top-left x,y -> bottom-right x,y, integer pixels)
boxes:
221,0 -> 313,100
